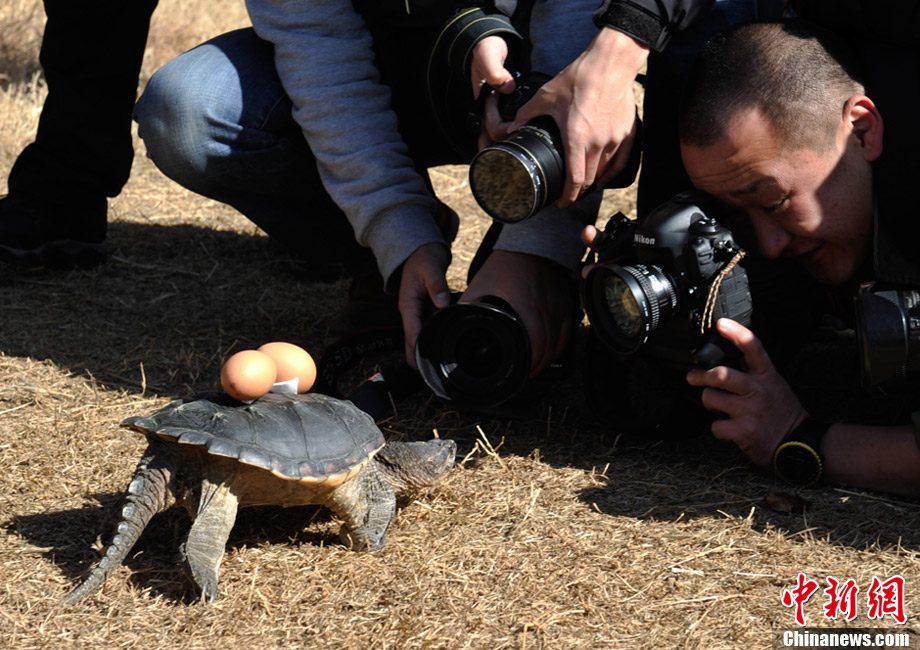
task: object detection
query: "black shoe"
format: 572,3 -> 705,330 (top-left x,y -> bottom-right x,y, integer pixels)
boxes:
0,194 -> 107,269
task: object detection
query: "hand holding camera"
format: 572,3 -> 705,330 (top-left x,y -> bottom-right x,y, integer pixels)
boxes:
414,250 -> 577,411
685,317 -> 809,469
583,193 -> 754,371
466,36 -> 641,224
580,194 -> 755,434
519,27 -> 649,207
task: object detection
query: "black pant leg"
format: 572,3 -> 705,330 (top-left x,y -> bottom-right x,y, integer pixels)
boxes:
8,0 -> 159,210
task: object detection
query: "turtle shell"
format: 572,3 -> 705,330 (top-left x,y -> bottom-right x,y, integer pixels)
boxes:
122,391 -> 385,485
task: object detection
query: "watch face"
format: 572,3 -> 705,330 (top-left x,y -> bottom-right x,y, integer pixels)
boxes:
775,441 -> 823,487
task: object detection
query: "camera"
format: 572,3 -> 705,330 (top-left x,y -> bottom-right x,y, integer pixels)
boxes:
468,71 -> 641,224
414,296 -> 532,409
583,193 -> 754,371
468,72 -> 563,224
854,285 -> 920,386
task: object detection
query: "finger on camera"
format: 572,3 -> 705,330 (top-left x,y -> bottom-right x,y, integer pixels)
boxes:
716,318 -> 771,372
559,168 -> 587,207
698,385 -> 744,417
595,143 -> 630,188
687,365 -> 751,397
403,327 -> 420,372
708,417 -> 755,448
581,225 -> 606,262
470,37 -> 513,96
482,96 -> 513,142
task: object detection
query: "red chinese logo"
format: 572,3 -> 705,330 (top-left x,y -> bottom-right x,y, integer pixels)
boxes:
782,573 -> 907,626
823,576 -> 859,621
782,573 -> 820,626
867,575 -> 907,624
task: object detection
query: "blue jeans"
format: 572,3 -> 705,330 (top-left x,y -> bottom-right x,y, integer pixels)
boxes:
134,28 -> 381,273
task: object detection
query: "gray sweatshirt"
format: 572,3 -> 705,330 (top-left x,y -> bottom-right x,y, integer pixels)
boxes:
245,0 -> 600,289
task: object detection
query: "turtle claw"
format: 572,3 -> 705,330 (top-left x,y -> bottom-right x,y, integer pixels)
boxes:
339,526 -> 387,552
181,541 -> 221,603
196,578 -> 220,604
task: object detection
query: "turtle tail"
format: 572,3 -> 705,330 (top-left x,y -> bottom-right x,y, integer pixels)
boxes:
61,438 -> 179,605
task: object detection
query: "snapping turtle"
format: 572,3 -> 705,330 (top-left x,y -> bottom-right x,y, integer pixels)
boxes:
62,391 -> 455,604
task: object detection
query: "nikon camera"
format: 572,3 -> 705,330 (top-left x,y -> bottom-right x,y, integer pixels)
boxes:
583,193 -> 754,371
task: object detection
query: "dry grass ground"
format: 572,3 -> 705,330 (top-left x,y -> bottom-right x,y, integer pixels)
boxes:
1,1 -> 919,648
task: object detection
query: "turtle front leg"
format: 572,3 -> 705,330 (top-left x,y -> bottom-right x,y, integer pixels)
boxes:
327,463 -> 396,552
184,475 -> 240,602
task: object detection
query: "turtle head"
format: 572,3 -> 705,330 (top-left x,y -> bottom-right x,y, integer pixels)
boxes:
374,439 -> 456,491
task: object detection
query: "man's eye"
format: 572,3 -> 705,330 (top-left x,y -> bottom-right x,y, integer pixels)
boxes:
763,198 -> 787,213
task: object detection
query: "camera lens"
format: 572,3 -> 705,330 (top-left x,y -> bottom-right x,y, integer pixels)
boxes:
415,299 -> 531,409
604,274 -> 643,338
469,147 -> 538,223
855,288 -> 920,385
451,327 -> 504,378
585,263 -> 678,354
469,120 -> 564,223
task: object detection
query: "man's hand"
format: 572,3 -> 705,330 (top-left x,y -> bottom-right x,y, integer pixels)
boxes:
685,318 -> 808,467
511,28 -> 648,206
400,243 -> 451,369
470,36 -> 518,150
470,35 -> 515,101
460,250 -> 575,375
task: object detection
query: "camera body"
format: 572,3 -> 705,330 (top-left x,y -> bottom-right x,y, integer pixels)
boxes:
583,194 -> 753,371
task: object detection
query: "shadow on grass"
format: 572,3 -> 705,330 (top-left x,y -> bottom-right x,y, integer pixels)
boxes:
0,221 -> 348,399
4,220 -> 918,567
6,497 -> 334,604
400,354 -> 920,554
575,433 -> 920,552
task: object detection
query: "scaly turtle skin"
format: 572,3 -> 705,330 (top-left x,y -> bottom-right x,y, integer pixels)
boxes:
62,391 -> 455,604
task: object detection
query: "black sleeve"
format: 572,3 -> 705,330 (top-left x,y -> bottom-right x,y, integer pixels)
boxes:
593,0 -> 716,52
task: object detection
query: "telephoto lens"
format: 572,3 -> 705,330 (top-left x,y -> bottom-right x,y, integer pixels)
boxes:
414,296 -> 531,409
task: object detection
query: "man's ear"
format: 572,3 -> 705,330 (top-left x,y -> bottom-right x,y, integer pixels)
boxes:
844,94 -> 884,162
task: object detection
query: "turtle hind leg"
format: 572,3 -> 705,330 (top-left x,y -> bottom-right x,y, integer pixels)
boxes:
327,463 -> 396,552
183,474 -> 240,603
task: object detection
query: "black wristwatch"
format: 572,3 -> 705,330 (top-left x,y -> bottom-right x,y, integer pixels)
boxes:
772,418 -> 831,487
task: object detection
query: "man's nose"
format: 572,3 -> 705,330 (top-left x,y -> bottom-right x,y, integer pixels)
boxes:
751,215 -> 792,259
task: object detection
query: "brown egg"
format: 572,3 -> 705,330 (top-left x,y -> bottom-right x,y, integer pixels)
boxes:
220,350 -> 277,401
258,342 -> 317,393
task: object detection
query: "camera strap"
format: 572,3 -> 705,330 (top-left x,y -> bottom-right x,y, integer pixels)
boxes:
426,8 -> 524,158
315,325 -> 423,420
700,248 -> 747,333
